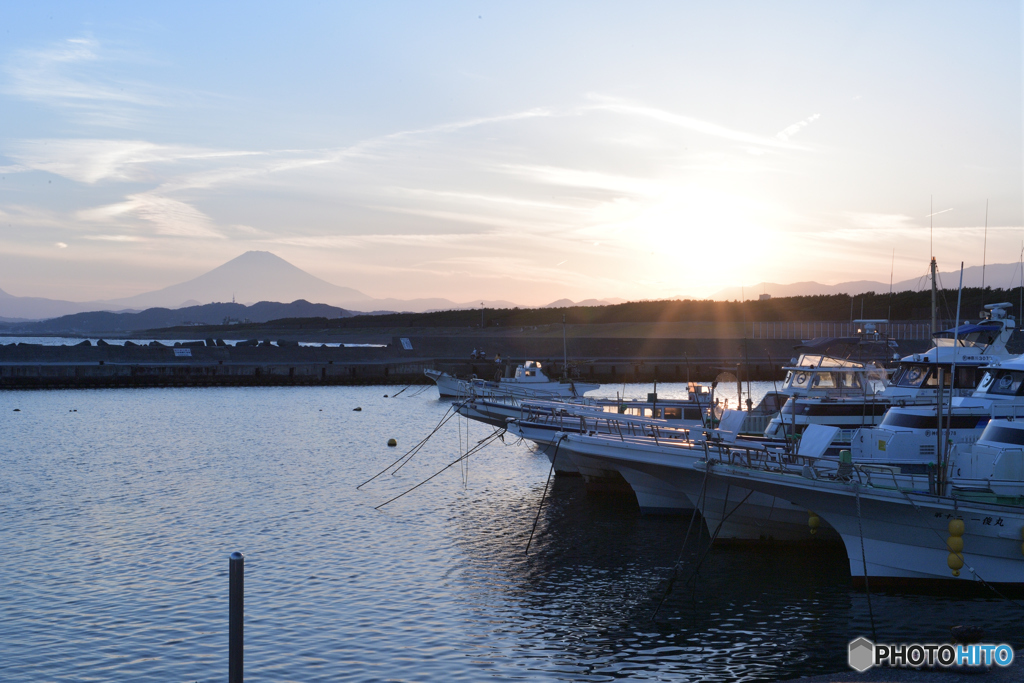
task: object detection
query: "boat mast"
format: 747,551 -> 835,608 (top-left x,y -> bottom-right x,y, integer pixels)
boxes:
930,196 -> 938,337
982,200 -> 988,292
941,263 -> 965,492
562,313 -> 568,380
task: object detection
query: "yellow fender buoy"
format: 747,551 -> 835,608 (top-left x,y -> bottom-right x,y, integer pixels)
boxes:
947,518 -> 965,577
808,511 -> 821,535
387,438 -> 397,447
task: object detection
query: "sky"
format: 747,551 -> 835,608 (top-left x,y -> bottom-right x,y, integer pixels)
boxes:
0,1 -> 1021,305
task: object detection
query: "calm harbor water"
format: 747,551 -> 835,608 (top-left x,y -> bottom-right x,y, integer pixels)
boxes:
2,382 -> 1021,682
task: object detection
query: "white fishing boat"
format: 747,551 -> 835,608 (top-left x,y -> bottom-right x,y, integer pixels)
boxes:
425,360 -> 599,399
553,415 -> 841,540
507,400 -> 706,484
698,419 -> 1024,585
762,303 -> 1018,448
456,382 -> 713,429
854,352 -> 1024,465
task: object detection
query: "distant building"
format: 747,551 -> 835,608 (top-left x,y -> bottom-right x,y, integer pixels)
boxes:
758,293 -> 771,301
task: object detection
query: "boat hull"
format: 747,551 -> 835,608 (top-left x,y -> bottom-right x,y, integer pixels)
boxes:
560,434 -> 841,540
704,462 -> 1024,585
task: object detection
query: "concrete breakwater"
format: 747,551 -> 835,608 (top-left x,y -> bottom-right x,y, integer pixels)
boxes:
0,335 -> 934,389
0,342 -> 431,388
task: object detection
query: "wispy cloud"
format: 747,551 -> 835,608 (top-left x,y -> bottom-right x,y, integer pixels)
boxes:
843,211 -> 916,230
592,98 -> 806,151
8,139 -> 264,184
82,234 -> 147,242
4,37 -> 159,126
776,113 -> 820,142
78,193 -> 223,238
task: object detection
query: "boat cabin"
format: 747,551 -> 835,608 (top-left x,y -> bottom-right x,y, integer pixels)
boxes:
781,355 -> 887,398
509,360 -> 550,384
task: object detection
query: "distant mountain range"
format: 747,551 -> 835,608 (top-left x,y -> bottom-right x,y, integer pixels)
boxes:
0,251 -> 523,320
711,262 -> 1023,301
0,300 -> 357,335
1,251 -> 1020,322
543,297 -> 628,308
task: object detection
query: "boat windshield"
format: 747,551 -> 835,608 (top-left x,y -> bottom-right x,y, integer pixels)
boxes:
891,363 -> 981,390
932,326 -> 1001,349
980,423 -> 1024,446
976,370 -> 1024,397
792,354 -> 864,368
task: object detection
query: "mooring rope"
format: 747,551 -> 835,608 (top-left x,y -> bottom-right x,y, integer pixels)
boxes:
525,434 -> 566,556
356,401 -> 464,489
650,467 -> 709,621
853,482 -> 878,641
374,428 -> 506,510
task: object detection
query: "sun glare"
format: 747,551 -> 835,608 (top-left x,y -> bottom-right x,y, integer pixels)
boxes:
602,185 -> 782,296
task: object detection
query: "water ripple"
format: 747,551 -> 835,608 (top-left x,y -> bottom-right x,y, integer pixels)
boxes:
0,385 -> 1021,681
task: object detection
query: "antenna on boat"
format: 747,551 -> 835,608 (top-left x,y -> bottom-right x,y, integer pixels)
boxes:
887,248 -> 894,323
982,200 -> 988,292
929,196 -> 938,337
941,262 -> 965,490
561,313 -> 568,380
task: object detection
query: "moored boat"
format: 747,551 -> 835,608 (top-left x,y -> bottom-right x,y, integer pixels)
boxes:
425,360 -> 600,399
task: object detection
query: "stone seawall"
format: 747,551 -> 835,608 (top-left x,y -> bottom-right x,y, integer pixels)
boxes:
0,336 -> 934,389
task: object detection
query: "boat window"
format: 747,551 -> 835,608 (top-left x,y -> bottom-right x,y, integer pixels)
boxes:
895,364 -> 930,388
663,407 -> 682,420
923,369 -> 952,388
839,372 -> 863,389
880,412 -> 983,430
980,423 -> 1024,446
683,407 -> 702,420
955,366 -> 979,390
977,372 -> 995,392
811,373 -> 836,389
960,329 -> 999,348
986,371 -> 1024,396
786,371 -> 812,390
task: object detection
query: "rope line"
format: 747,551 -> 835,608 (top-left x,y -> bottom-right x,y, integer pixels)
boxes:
356,401 -> 464,489
853,482 -> 878,641
526,435 -> 566,556
650,468 -> 708,621
374,428 -> 506,510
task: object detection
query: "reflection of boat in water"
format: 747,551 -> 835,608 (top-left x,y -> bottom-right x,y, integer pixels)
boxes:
702,418 -> 1024,585
425,360 -> 600,399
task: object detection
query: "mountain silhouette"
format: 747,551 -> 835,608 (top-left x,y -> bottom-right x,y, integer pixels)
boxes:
103,251 -> 373,309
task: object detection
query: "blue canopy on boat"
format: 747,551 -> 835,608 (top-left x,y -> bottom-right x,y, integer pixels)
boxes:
933,323 -> 1001,337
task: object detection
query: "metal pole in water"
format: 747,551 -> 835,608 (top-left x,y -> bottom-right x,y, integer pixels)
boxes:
229,551 -> 244,683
